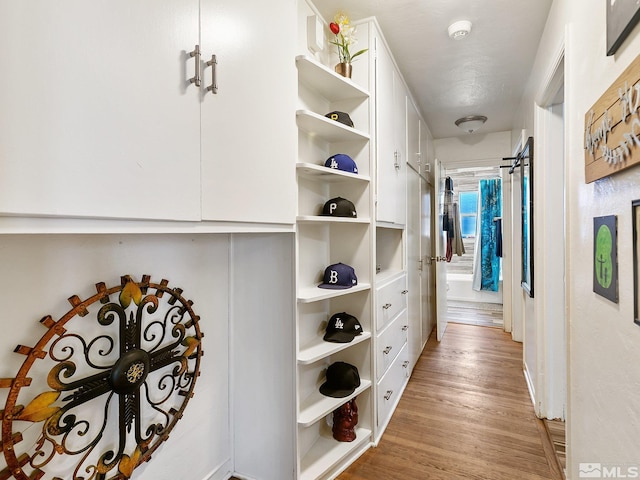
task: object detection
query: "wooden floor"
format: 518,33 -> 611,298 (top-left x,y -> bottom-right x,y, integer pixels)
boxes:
338,323 -> 562,480
446,300 -> 504,328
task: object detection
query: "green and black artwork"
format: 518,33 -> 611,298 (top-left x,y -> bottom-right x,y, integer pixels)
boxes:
594,215 -> 618,303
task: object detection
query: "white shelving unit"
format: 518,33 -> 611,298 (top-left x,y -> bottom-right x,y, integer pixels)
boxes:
295,53 -> 374,479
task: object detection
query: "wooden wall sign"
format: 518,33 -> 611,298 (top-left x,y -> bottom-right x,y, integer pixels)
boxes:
585,53 -> 640,183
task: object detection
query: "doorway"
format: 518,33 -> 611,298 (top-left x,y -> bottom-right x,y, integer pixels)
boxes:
443,165 -> 505,330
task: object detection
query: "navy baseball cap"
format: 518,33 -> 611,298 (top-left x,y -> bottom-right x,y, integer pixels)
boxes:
321,197 -> 357,218
319,362 -> 361,398
324,111 -> 354,128
318,263 -> 358,289
324,154 -> 358,174
324,312 -> 363,343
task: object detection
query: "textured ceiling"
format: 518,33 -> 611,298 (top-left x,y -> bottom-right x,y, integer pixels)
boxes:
312,0 -> 553,139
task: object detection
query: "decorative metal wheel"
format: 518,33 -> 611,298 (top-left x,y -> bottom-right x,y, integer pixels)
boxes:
0,275 -> 203,480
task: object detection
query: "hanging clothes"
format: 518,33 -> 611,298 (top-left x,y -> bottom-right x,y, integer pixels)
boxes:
472,178 -> 502,291
494,217 -> 503,258
443,176 -> 466,262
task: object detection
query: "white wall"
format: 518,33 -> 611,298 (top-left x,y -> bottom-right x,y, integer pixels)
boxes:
513,0 -> 640,474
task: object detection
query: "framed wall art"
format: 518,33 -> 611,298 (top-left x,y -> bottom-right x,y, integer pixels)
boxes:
633,201 -> 640,325
594,215 -> 619,303
521,137 -> 534,297
607,0 -> 640,56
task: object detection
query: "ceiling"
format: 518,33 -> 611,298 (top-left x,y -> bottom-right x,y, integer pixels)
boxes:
312,0 -> 553,139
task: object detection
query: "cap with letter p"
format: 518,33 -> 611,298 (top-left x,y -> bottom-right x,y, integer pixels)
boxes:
318,262 -> 358,289
324,111 -> 354,128
321,197 -> 357,218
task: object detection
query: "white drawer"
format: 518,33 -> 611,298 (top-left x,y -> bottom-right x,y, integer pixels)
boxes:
375,310 -> 408,381
376,274 -> 408,331
376,344 -> 409,430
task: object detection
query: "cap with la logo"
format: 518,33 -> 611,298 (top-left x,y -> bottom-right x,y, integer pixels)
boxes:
318,262 -> 358,290
324,312 -> 363,343
324,153 -> 358,174
321,197 -> 357,218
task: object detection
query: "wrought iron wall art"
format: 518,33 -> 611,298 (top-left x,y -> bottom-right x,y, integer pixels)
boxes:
0,275 -> 203,480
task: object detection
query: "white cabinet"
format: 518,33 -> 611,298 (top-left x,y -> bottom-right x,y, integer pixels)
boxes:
295,55 -> 374,480
200,0 -> 296,224
0,1 -> 296,225
0,1 -> 201,220
374,33 -> 407,226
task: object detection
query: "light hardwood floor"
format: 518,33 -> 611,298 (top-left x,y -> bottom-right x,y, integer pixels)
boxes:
338,323 -> 562,480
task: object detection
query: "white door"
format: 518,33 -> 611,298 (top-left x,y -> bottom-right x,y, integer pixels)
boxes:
0,1 -> 201,220
421,176 -> 433,347
407,166 -> 422,368
434,159 -> 448,340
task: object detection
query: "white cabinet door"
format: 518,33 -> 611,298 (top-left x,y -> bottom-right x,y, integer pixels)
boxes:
375,38 -> 397,225
0,1 -> 201,220
375,37 -> 405,226
407,99 -> 421,173
200,0 -> 296,224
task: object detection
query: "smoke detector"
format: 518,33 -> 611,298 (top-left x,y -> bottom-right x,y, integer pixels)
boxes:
448,20 -> 472,40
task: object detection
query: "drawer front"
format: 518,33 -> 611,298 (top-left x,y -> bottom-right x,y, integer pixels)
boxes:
375,310 -> 408,380
376,274 -> 408,331
376,344 -> 409,430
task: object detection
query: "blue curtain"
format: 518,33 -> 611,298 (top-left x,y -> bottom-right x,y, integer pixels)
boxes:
472,178 -> 502,292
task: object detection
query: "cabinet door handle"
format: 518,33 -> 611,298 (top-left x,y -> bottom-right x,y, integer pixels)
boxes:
189,45 -> 201,87
402,325 -> 409,331
401,290 -> 408,295
383,346 -> 392,355
206,54 -> 218,94
402,361 -> 410,369
384,390 -> 393,400
382,303 -> 392,310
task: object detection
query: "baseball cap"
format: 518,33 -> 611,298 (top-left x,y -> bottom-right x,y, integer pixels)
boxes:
324,111 -> 354,128
321,197 -> 357,218
324,154 -> 358,174
319,362 -> 361,398
324,312 -> 363,343
318,263 -> 358,289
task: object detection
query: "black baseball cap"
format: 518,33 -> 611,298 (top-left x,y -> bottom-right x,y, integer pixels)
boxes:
321,197 -> 357,218
319,362 -> 361,398
325,111 -> 354,128
324,312 -> 363,343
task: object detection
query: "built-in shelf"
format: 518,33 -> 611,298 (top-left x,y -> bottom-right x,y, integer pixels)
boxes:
298,380 -> 372,427
297,216 -> 370,225
375,269 -> 406,285
298,332 -> 372,365
296,110 -> 370,143
375,221 -> 404,230
297,283 -> 371,304
296,55 -> 369,101
296,163 -> 370,183
299,426 -> 371,480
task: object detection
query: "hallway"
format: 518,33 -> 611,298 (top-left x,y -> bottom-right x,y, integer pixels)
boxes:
338,323 -> 561,480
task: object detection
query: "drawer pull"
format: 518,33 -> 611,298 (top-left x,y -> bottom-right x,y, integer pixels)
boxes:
382,303 -> 392,310
383,346 -> 393,355
402,325 -> 409,331
384,390 -> 393,400
402,361 -> 410,368
401,290 -> 408,295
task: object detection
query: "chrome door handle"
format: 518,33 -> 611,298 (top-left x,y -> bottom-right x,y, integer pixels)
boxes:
382,303 -> 392,310
189,45 -> 201,87
206,54 -> 218,94
384,390 -> 393,400
383,346 -> 392,355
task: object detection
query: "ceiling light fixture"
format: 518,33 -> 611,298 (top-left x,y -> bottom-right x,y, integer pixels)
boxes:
448,20 -> 472,40
455,115 -> 487,134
